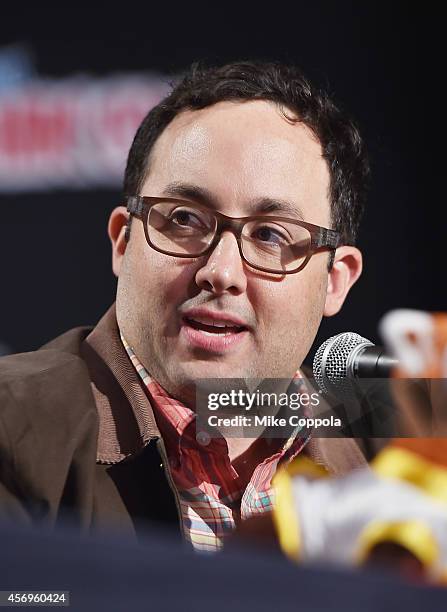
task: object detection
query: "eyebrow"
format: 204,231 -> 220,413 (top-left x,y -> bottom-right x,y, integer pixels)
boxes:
161,182 -> 305,220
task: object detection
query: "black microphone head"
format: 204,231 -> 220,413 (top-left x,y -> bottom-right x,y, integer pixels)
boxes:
313,332 -> 374,401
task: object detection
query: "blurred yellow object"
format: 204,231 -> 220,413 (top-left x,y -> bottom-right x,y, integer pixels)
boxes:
272,447 -> 447,582
356,520 -> 439,571
273,456 -> 328,561
373,446 -> 447,505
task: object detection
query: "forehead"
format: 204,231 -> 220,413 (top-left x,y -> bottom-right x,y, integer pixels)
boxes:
143,100 -> 330,224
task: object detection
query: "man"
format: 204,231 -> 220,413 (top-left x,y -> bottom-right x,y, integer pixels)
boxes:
0,61 -> 369,549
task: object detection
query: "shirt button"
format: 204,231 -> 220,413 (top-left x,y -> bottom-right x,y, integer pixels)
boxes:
196,431 -> 211,446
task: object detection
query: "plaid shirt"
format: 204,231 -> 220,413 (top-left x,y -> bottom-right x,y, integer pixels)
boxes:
121,335 -> 309,552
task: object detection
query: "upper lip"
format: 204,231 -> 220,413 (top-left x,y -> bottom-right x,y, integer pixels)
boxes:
181,308 -> 250,329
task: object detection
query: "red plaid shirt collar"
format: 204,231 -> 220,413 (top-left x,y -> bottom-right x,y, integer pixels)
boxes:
121,333 -> 310,551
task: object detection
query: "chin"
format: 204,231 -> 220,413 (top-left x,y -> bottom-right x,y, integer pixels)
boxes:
180,361 -> 248,382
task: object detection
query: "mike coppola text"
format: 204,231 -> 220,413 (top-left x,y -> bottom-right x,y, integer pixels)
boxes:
195,378 -> 343,439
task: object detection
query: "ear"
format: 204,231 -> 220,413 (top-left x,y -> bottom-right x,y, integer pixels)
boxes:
108,206 -> 129,277
323,246 -> 363,317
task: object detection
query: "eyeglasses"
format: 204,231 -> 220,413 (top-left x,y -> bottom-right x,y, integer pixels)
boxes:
126,196 -> 341,275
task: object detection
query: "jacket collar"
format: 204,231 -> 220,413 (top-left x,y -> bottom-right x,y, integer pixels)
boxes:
82,304 -> 161,463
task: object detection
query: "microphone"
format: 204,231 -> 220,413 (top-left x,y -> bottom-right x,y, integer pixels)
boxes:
313,332 -> 398,401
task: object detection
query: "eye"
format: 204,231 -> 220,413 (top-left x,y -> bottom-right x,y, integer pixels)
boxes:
252,224 -> 290,245
169,207 -> 208,230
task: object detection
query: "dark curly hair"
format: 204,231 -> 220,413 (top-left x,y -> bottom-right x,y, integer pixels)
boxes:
124,61 -> 370,246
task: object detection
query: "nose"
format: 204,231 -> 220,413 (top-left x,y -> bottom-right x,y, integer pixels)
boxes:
195,231 -> 248,296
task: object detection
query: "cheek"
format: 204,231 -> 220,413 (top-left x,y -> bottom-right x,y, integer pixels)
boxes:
161,261 -> 200,308
253,263 -> 327,343
126,239 -> 199,326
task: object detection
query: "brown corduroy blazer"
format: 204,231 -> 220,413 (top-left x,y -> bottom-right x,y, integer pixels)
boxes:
0,305 -> 367,539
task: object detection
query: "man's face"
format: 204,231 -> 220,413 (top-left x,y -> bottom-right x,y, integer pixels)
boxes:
113,100 -> 356,401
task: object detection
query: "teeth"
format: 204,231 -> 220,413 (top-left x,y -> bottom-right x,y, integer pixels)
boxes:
189,316 -> 240,328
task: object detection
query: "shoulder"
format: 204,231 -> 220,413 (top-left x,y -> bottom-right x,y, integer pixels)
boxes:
0,324 -> 94,405
0,345 -> 87,385
0,330 -> 100,521
0,327 -> 98,449
0,323 -> 93,384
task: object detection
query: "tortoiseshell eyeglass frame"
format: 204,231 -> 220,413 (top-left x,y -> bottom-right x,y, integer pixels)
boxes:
126,195 -> 341,275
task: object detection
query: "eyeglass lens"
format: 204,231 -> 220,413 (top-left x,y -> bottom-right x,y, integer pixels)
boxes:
147,201 -> 311,272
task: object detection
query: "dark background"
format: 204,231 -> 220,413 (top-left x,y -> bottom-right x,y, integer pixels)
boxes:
0,3 -> 442,365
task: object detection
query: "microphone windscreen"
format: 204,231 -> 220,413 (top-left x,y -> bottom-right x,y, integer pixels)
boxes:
313,332 -> 373,401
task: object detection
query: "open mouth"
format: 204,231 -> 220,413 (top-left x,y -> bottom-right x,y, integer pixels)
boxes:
183,317 -> 246,335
